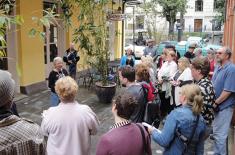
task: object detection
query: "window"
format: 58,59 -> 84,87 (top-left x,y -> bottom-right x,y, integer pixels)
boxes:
0,29 -> 7,70
195,0 -> 203,12
212,20 -> 221,31
43,1 -> 58,64
214,0 -> 223,10
136,15 -> 144,29
43,25 -> 58,64
128,24 -> 133,30
43,1 -> 58,14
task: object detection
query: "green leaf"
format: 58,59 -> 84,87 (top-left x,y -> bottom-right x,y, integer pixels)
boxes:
15,15 -> 24,25
39,32 -> 46,40
40,18 -> 50,28
28,28 -> 37,37
0,17 -> 6,26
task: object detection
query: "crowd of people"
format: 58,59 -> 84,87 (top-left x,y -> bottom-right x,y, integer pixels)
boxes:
0,42 -> 235,155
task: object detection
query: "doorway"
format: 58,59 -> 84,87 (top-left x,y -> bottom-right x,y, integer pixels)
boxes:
194,19 -> 203,32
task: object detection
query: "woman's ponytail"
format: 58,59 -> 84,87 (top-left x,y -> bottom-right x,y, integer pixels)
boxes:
192,94 -> 203,115
180,84 -> 203,115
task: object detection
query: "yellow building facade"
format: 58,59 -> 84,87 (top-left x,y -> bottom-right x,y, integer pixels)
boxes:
2,0 -> 123,94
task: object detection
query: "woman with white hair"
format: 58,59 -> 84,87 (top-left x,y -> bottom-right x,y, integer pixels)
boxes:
120,48 -> 135,67
48,57 -> 68,107
41,76 -> 99,155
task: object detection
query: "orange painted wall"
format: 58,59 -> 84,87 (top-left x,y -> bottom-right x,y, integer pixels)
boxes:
223,0 -> 235,62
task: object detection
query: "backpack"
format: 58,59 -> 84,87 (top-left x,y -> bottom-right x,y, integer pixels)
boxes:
141,82 -> 155,103
141,81 -> 161,128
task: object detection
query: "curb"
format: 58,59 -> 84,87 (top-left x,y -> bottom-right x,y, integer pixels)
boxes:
13,93 -> 28,103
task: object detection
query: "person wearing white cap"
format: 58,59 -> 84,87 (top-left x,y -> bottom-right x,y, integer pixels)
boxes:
143,39 -> 158,57
0,69 -> 46,154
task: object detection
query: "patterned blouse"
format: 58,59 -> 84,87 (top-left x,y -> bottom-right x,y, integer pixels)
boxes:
197,77 -> 216,125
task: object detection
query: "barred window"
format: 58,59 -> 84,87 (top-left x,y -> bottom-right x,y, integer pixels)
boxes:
195,0 -> 203,12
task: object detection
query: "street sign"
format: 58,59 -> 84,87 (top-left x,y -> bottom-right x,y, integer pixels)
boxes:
107,13 -> 126,21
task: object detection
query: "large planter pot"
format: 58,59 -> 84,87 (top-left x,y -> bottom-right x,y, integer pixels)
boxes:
95,82 -> 116,104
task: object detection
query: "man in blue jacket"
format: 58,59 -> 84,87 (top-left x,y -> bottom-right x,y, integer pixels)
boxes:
63,43 -> 80,79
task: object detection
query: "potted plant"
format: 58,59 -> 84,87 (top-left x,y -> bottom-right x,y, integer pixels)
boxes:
63,0 -> 116,103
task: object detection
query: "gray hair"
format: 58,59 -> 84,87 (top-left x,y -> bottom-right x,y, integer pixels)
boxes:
53,57 -> 63,65
224,47 -> 232,59
194,48 -> 202,55
207,48 -> 216,55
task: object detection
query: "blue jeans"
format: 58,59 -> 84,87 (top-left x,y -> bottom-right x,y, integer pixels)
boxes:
212,106 -> 234,155
50,92 -> 59,107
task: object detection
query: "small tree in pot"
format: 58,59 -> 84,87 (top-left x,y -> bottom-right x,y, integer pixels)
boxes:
62,0 -> 116,103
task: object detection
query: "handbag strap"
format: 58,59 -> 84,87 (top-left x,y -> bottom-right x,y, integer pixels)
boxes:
187,115 -> 199,145
136,124 -> 147,154
167,115 -> 200,152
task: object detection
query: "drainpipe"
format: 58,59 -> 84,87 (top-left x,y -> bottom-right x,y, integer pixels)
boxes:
121,1 -> 126,57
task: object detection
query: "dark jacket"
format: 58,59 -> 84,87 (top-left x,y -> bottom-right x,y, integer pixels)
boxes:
63,49 -> 80,73
48,69 -> 68,93
184,51 -> 195,62
126,84 -> 146,123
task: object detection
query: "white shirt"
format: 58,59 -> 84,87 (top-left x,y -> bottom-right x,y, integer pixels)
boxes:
173,67 -> 193,106
41,101 -> 99,155
158,61 -> 177,91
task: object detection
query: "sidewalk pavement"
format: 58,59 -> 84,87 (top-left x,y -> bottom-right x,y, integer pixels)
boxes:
14,86 -> 234,154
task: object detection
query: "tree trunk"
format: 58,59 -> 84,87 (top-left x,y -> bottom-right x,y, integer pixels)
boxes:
179,12 -> 184,41
168,19 -> 175,40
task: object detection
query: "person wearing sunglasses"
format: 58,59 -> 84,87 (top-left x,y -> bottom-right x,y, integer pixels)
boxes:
212,47 -> 235,155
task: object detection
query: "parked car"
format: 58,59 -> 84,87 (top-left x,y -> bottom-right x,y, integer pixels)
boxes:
157,41 -> 178,55
175,37 -> 209,56
201,44 -> 222,56
187,36 -> 206,48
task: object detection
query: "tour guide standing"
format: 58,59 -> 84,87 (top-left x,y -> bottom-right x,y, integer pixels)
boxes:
48,57 -> 68,107
63,43 -> 80,79
212,47 -> 235,155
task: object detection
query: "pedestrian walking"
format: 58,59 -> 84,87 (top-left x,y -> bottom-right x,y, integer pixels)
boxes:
145,84 -> 206,155
41,76 -> 99,155
48,57 -> 68,107
212,47 -> 235,155
63,43 -> 80,79
0,70 -> 46,154
96,93 -> 152,155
